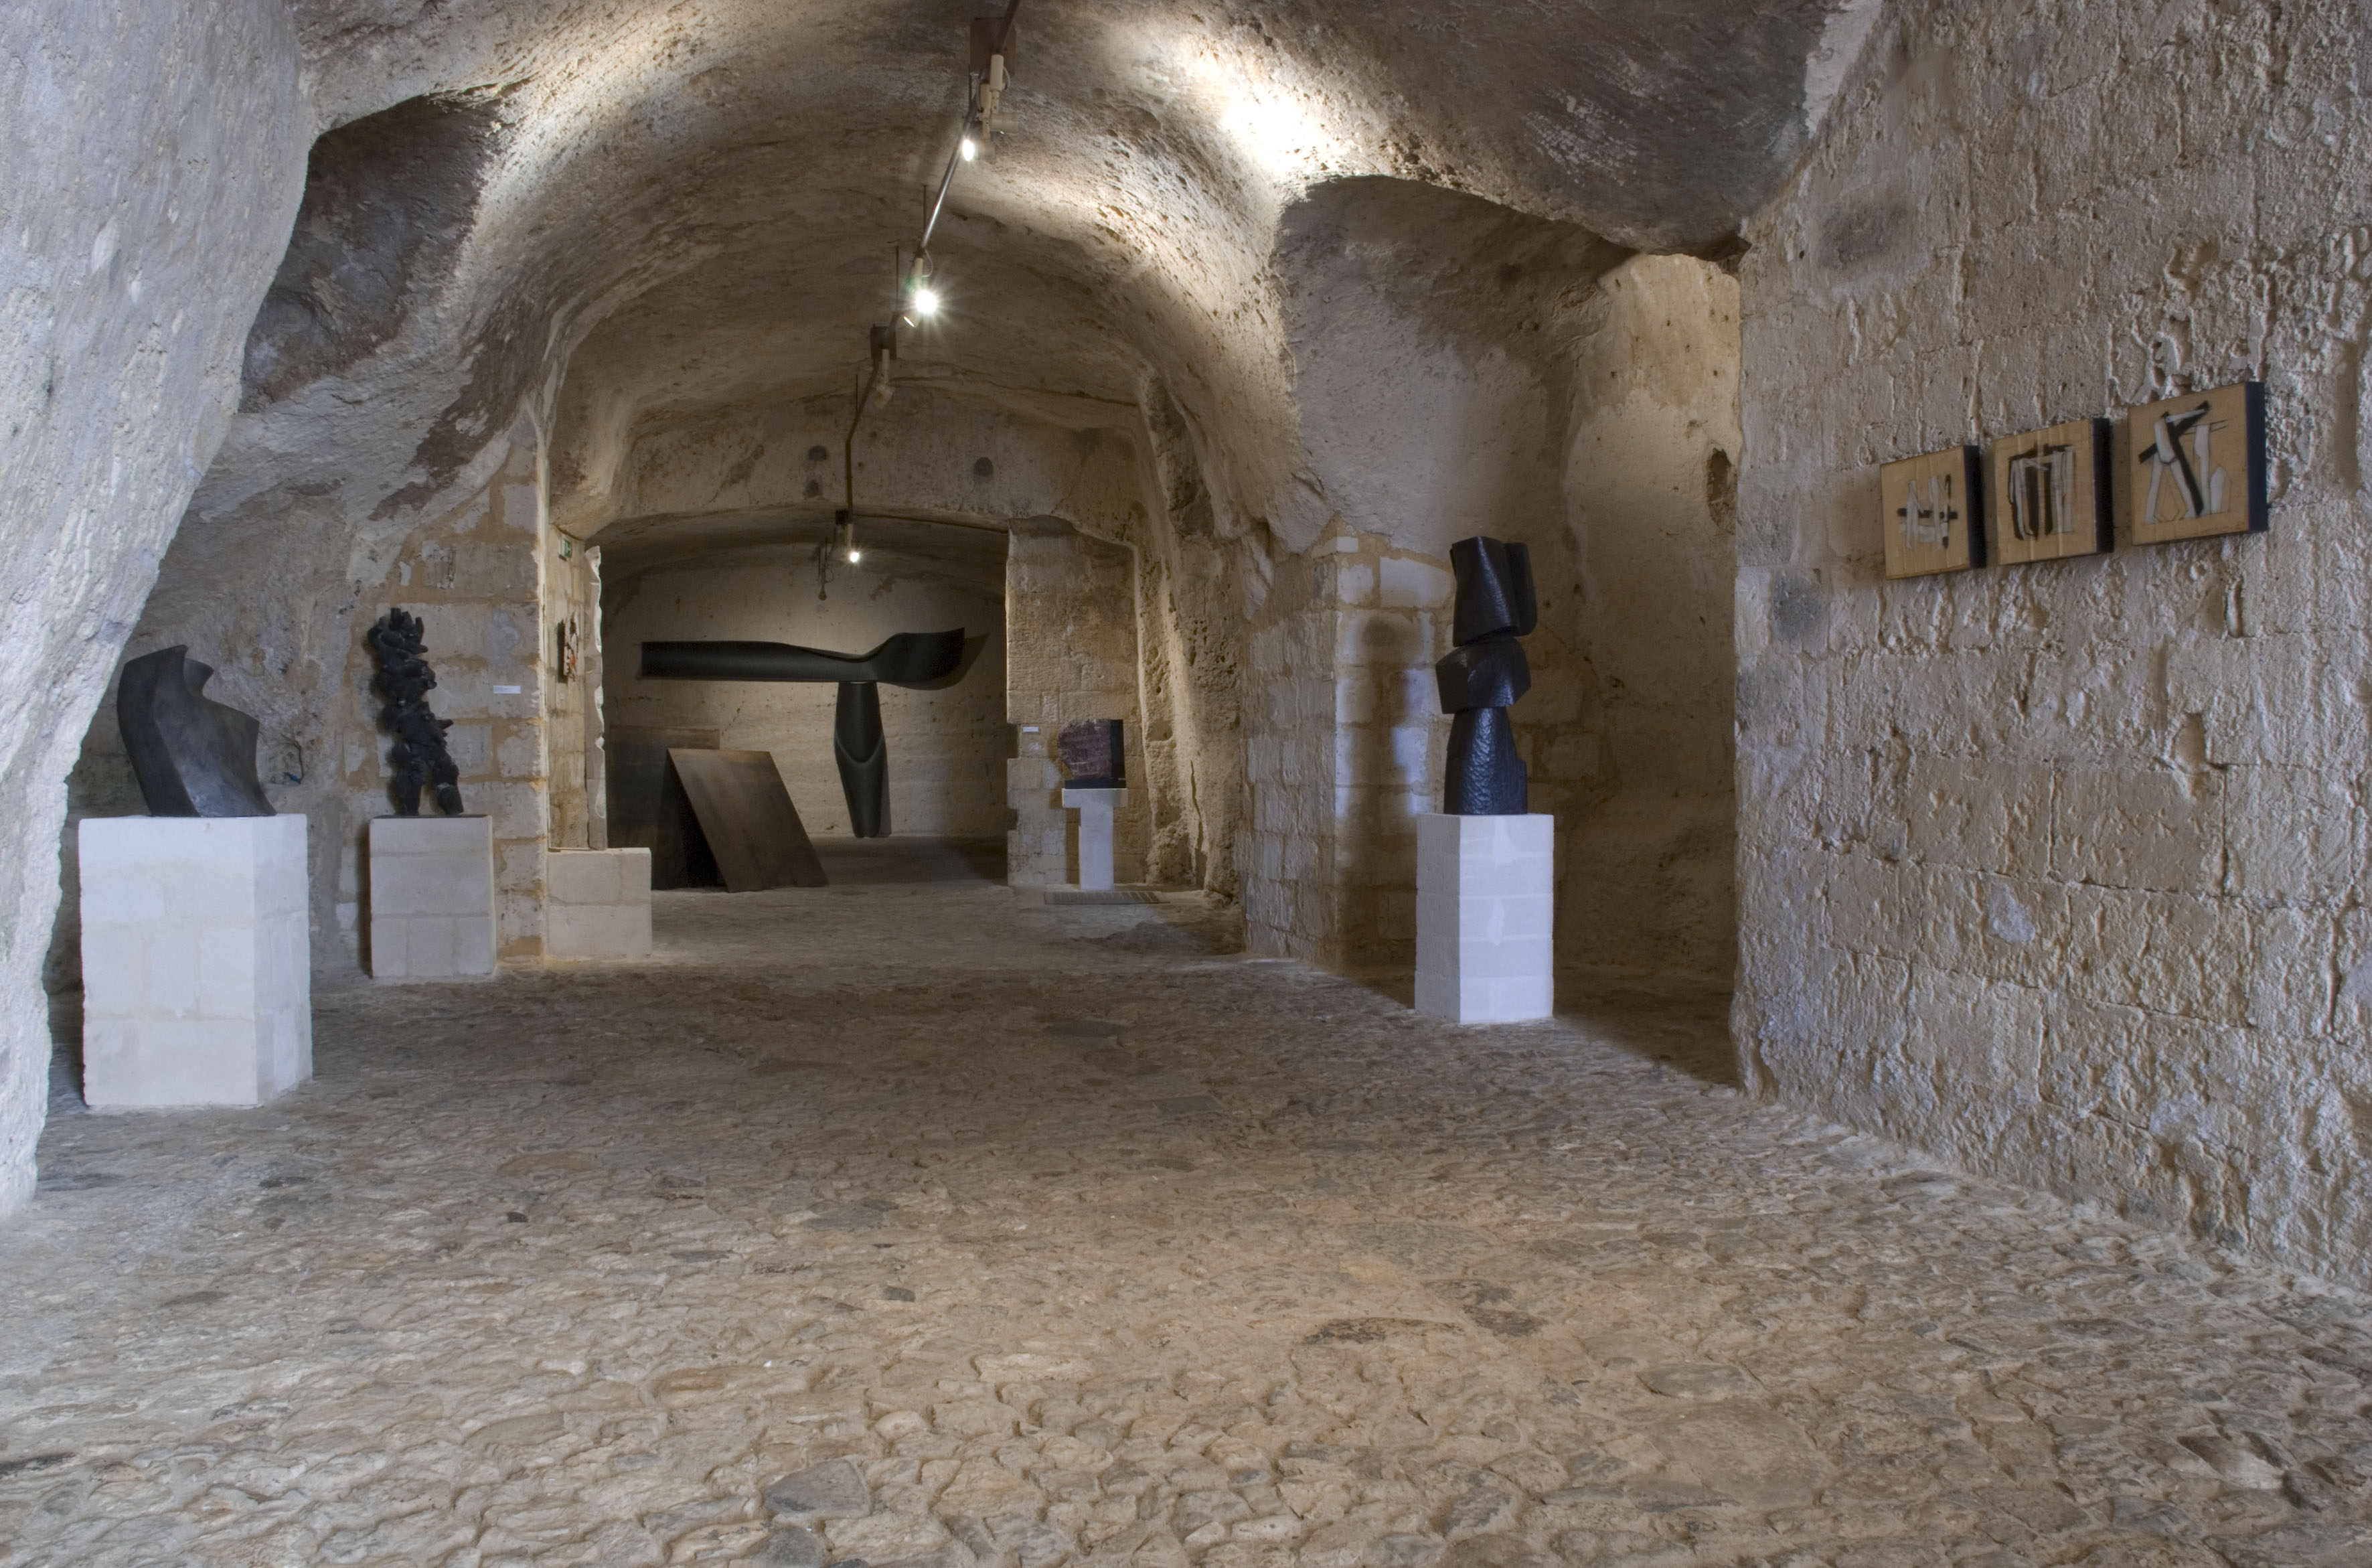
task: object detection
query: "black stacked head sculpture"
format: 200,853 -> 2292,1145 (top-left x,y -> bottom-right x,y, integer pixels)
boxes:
365,609 -> 465,816
1435,536 -> 1536,815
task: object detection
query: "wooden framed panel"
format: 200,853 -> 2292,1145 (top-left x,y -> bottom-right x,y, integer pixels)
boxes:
1881,444 -> 1985,578
1988,417 -> 2112,565
2127,380 -> 2267,544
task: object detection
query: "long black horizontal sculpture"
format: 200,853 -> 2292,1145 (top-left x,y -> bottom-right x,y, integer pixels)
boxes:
639,631 -> 983,838
116,647 -> 276,817
1436,536 -> 1536,815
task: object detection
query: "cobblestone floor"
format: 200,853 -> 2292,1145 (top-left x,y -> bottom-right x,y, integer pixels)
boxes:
7,841 -> 2372,1567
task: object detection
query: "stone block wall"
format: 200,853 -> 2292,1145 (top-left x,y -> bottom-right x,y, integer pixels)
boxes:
344,440 -> 552,963
1735,0 -> 2372,1284
1006,521 -> 1150,886
1241,522 -> 1451,971
1241,549 -> 1338,957
544,514 -> 607,852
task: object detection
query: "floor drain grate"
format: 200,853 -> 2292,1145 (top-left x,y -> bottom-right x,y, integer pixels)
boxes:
1044,888 -> 1162,905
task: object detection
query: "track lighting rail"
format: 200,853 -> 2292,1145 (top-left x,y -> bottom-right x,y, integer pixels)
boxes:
840,0 -> 1024,556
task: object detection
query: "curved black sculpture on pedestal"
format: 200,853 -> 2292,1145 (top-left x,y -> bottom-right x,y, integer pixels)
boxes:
1437,536 -> 1536,815
116,647 -> 276,817
366,609 -> 466,816
639,631 -> 983,838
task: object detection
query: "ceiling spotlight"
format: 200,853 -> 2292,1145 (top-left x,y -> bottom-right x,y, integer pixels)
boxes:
912,285 -> 941,316
960,135 -> 979,161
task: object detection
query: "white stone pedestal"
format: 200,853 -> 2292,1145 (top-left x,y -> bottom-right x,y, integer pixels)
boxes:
1006,743 -> 1066,888
78,815 -> 312,1108
369,815 -> 496,980
1415,813 -> 1555,1024
1061,786 -> 1128,890
547,848 -> 653,959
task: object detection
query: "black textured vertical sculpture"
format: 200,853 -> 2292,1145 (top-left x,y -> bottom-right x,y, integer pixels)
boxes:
1435,536 -> 1536,815
116,647 -> 276,817
366,609 -> 466,816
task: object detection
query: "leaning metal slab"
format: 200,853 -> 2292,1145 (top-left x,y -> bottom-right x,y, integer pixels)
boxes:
667,749 -> 827,892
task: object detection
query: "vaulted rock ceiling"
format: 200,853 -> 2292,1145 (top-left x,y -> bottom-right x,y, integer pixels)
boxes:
228,0 -> 1879,546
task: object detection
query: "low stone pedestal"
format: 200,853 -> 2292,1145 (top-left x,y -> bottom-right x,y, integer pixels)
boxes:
1415,812 -> 1555,1024
369,815 -> 496,980
547,848 -> 653,959
78,814 -> 312,1108
1006,740 -> 1066,888
1060,786 -> 1127,891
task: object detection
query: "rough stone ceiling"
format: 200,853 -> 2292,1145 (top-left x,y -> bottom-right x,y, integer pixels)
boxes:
596,508 -> 1013,584
220,0 -> 1877,546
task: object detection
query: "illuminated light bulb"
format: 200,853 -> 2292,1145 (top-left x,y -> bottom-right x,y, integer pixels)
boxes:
847,546 -> 862,564
960,136 -> 978,161
912,285 -> 941,316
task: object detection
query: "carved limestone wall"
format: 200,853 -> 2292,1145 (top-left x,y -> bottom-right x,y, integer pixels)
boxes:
1735,0 -> 2372,1284
1005,522 -> 1150,888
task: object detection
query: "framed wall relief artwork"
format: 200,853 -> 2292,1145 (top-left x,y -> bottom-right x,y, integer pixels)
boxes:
1988,418 -> 2112,565
1880,445 -> 1984,578
2127,380 -> 2267,544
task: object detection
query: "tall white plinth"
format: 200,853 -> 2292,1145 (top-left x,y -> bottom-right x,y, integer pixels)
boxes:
1415,813 -> 1555,1024
547,848 -> 653,960
369,815 -> 496,980
1061,786 -> 1127,890
78,815 -> 313,1109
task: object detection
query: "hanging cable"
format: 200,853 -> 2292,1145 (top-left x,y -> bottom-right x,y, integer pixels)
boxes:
842,1 -> 1024,529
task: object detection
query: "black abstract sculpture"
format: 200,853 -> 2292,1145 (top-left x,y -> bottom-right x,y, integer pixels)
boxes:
639,630 -> 983,839
116,647 -> 276,817
834,680 -> 890,838
1436,536 -> 1536,815
1058,719 -> 1125,789
366,609 -> 466,816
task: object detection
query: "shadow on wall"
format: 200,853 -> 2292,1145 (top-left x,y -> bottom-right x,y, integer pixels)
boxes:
41,706 -> 149,1050
1344,601 -> 1433,963
1551,255 -> 1742,993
